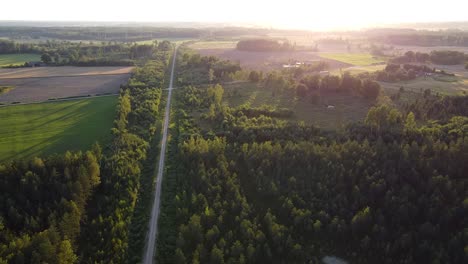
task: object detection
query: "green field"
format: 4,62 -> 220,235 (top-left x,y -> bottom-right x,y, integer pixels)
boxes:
319,53 -> 384,66
219,82 -> 374,130
0,54 -> 41,67
0,96 -> 117,161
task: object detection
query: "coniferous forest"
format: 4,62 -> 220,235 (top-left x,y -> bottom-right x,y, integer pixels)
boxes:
156,48 -> 468,264
0,39 -> 467,264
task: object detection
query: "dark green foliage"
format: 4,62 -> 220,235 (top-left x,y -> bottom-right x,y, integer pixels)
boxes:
404,95 -> 468,121
157,48 -> 468,264
79,49 -> 169,263
298,72 -> 380,100
390,50 -> 466,65
0,150 -> 101,263
177,49 -> 240,85
429,50 -> 466,65
1,39 -> 164,67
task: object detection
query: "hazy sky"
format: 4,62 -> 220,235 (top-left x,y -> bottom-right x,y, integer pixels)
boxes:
3,0 -> 468,30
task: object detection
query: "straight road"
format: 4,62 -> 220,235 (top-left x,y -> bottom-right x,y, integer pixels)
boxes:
143,46 -> 177,264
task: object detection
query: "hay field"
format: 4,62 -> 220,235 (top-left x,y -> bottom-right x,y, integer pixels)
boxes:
0,96 -> 117,161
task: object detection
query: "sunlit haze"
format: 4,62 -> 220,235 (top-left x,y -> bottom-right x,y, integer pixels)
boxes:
3,0 -> 468,30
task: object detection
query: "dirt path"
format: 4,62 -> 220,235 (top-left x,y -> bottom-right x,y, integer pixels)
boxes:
142,46 -> 177,264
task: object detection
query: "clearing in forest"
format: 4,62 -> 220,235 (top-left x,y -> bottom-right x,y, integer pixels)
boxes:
318,53 -> 384,66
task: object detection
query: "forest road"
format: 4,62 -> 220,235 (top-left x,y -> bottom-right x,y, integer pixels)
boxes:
142,46 -> 177,264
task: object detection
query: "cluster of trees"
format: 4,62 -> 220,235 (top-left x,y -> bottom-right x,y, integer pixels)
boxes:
0,39 -> 39,54
157,48 -> 468,264
390,51 -> 430,64
404,95 -> 468,121
0,39 -> 172,67
369,29 -> 468,46
391,50 -> 467,65
177,50 -> 241,85
375,63 -> 434,82
79,50 -> 169,262
296,73 -> 381,100
0,150 -> 101,263
429,50 -> 467,65
236,39 -> 295,52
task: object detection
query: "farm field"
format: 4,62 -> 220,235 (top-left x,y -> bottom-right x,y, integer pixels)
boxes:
0,53 -> 41,67
0,96 -> 117,161
220,82 -> 374,130
0,74 -> 129,103
0,66 -> 133,79
318,53 -> 384,66
0,66 -> 132,103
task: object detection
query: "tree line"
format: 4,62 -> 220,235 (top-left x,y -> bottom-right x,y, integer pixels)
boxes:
78,49 -> 170,263
391,50 -> 467,65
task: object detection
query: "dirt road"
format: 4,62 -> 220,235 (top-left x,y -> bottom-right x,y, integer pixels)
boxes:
142,46 -> 177,264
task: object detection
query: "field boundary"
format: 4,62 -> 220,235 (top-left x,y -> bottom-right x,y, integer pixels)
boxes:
0,72 -> 131,80
0,93 -> 118,107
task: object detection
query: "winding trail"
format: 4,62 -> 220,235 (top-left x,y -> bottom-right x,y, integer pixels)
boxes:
143,46 -> 177,264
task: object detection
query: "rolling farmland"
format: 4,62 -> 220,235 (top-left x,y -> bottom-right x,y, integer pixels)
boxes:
0,66 -> 132,103
0,96 -> 117,161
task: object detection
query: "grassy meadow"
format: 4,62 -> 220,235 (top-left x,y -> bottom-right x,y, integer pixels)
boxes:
380,75 -> 468,96
0,54 -> 41,67
0,96 -> 117,161
319,53 -> 384,66
219,82 -> 374,130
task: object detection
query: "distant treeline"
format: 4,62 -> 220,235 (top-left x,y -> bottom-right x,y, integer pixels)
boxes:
0,39 -> 41,54
236,39 -> 295,52
368,29 -> 468,46
0,39 -> 172,67
0,27 -> 201,42
391,50 -> 467,65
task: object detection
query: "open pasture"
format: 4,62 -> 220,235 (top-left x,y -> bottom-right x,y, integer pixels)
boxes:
0,96 -> 117,161
318,53 -> 384,66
